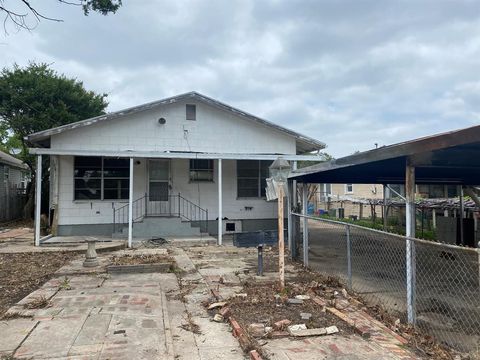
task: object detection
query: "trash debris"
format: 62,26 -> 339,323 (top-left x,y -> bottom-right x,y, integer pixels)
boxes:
295,295 -> 311,300
208,301 -> 227,310
287,298 -> 303,305
287,324 -> 307,332
300,312 -> 312,320
213,314 -> 224,322
341,289 -> 348,298
273,319 -> 291,330
288,325 -> 339,337
248,323 -> 266,338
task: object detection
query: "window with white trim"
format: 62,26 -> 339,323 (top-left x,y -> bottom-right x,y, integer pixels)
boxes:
74,157 -> 130,200
345,184 -> 353,194
189,159 -> 213,182
186,104 -> 196,120
237,160 -> 271,198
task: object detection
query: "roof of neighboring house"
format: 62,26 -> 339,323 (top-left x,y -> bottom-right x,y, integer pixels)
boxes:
0,150 -> 28,170
26,91 -> 325,153
290,124 -> 480,185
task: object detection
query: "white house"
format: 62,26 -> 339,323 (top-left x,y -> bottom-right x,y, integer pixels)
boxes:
27,92 -> 325,246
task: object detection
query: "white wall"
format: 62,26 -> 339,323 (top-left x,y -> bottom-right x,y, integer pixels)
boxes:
50,100 -> 296,155
56,157 -> 276,225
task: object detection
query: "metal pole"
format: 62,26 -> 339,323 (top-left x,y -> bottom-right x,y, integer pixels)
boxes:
459,186 -> 464,246
218,159 -> 223,245
405,160 -> 416,324
128,157 -> 134,248
287,179 -> 293,254
34,154 -> 42,246
383,184 -> 387,231
302,183 -> 309,267
346,224 -> 352,290
278,184 -> 285,290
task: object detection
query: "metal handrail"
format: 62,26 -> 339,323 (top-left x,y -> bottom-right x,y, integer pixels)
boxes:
113,193 -> 208,234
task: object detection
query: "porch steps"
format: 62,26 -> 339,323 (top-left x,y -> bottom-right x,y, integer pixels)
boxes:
114,216 -> 205,238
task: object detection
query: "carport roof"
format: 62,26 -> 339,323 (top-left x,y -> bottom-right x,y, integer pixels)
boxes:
289,124 -> 480,185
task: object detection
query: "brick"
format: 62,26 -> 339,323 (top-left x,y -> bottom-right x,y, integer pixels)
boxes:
249,349 -> 262,360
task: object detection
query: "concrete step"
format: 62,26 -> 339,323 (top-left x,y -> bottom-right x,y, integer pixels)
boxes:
116,217 -> 203,238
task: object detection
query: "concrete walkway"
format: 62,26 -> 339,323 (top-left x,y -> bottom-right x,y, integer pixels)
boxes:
0,248 -> 245,359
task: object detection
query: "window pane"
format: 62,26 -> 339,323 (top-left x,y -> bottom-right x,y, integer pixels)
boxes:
186,104 -> 196,120
190,170 -> 214,182
238,188 -> 259,198
75,188 -> 101,200
104,188 -> 129,200
104,179 -> 129,189
150,182 -> 169,201
149,160 -> 169,181
190,159 -> 213,181
75,156 -> 101,168
74,168 -> 102,178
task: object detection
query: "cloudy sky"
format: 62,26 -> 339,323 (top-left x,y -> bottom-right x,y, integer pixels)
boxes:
2,0 -> 480,157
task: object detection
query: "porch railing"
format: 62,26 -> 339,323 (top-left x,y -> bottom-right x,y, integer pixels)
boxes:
113,193 -> 209,235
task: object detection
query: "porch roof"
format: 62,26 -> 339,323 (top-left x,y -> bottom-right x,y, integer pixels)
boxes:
28,148 -> 324,161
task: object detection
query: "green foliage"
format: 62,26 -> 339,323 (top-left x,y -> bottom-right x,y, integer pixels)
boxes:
0,62 -> 108,168
82,0 -> 123,15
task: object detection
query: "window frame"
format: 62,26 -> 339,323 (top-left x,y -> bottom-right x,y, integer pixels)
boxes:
73,156 -> 130,201
186,104 -> 196,121
189,159 -> 214,182
236,160 -> 271,199
345,183 -> 353,194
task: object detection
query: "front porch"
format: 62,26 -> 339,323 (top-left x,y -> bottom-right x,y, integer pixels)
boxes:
31,149 -> 322,247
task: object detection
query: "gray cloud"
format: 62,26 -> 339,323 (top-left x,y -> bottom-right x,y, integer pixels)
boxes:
1,0 -> 480,157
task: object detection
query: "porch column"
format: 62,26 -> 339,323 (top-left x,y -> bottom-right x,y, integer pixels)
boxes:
128,157 -> 134,248
34,154 -> 42,246
405,159 -> 416,324
218,159 -> 222,245
302,183 -> 309,267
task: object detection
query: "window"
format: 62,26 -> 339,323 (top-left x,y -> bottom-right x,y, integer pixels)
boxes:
237,160 -> 271,198
186,104 -> 196,120
345,184 -> 353,194
4,166 -> 9,182
189,159 -> 213,182
74,157 -> 129,200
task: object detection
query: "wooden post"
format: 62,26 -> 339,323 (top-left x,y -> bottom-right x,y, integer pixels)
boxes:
383,184 -> 387,230
278,184 -> 285,290
302,184 -> 309,267
34,154 -> 42,246
405,159 -> 416,324
459,186 -> 464,246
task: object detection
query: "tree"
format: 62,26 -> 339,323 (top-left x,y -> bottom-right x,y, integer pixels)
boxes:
0,0 -> 122,33
0,62 -> 108,217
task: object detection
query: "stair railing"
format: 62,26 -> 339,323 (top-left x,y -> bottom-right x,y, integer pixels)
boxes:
113,193 -> 208,235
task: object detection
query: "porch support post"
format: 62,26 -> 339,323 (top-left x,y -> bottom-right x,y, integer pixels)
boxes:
405,158 -> 416,324
287,179 -> 293,254
218,158 -> 222,245
302,183 -> 309,267
383,184 -> 387,230
459,186 -> 464,246
34,154 -> 42,246
128,157 -> 134,248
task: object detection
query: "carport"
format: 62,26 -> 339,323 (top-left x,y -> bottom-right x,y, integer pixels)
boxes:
287,124 -> 480,325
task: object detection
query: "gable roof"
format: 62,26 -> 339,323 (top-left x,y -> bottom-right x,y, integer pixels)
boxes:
26,91 -> 325,153
0,150 -> 28,170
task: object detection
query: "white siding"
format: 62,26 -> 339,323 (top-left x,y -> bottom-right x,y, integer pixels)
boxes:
51,100 -> 296,155
57,157 -> 276,225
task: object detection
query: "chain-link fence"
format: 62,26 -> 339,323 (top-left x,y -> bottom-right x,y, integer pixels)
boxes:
292,213 -> 480,353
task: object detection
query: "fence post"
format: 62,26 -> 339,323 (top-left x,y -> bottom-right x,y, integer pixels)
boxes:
346,224 -> 352,290
302,184 -> 309,267
405,160 -> 416,325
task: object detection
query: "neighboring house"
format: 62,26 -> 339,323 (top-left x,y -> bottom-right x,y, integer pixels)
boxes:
27,92 -> 325,245
0,150 -> 29,222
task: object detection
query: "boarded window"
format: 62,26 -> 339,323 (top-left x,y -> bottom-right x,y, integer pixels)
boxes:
189,159 -> 213,182
74,156 -> 129,200
186,104 -> 196,120
237,160 -> 271,198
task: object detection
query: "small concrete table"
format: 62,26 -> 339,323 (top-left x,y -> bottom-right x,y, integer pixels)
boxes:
83,238 -> 99,267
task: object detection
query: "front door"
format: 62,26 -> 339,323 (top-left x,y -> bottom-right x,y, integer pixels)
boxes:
148,159 -> 170,215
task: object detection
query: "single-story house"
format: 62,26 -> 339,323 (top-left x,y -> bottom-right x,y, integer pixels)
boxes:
27,91 -> 325,246
0,150 -> 29,222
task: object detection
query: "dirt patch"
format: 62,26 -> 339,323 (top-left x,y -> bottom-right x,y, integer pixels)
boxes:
229,280 -> 354,337
0,252 -> 77,318
109,253 -> 173,266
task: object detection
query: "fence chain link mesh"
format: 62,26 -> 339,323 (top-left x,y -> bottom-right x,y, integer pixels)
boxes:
294,214 -> 480,353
